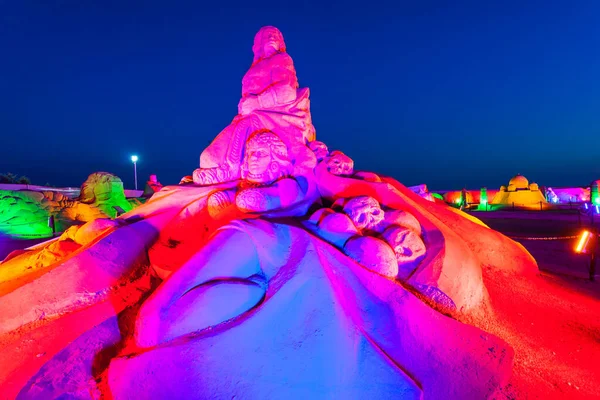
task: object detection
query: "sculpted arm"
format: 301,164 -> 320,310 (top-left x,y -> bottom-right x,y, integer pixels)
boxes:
236,177 -> 307,213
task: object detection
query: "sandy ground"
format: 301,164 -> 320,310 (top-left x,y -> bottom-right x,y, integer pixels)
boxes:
471,211 -> 600,399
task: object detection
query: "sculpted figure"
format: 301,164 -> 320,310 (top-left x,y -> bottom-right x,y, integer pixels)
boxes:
305,203 -> 401,278
194,26 -> 316,185
341,196 -> 421,235
343,236 -> 399,278
342,196 -> 384,230
545,187 -> 558,203
78,172 -> 134,218
309,140 -> 329,162
325,150 -> 354,176
142,174 -> 163,198
336,196 -> 426,272
305,207 -> 359,248
382,226 -> 426,277
305,196 -> 424,278
206,131 -> 308,218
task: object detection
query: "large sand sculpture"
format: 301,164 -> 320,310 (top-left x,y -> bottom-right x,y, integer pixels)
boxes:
0,27 -> 541,399
490,174 -> 547,209
0,172 -> 137,239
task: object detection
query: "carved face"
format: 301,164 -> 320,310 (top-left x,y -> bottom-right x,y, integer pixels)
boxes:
343,196 -> 385,230
253,26 -> 286,62
241,131 -> 292,184
326,151 -> 354,176
309,141 -> 329,162
262,28 -> 280,56
246,144 -> 272,176
382,226 -> 426,264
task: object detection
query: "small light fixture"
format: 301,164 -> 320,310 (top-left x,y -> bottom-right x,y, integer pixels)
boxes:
575,230 -> 596,254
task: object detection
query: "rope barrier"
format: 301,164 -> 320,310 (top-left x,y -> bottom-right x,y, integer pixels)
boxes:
508,235 -> 579,241
3,233 -> 59,239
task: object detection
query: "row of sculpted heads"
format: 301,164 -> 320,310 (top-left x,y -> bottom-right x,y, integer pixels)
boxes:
184,132 -> 361,187
307,194 -> 427,280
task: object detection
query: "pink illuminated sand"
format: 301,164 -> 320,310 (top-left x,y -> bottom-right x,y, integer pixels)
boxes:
2,25 -> 597,400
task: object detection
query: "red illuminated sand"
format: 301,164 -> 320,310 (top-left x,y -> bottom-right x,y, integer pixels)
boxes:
473,211 -> 600,399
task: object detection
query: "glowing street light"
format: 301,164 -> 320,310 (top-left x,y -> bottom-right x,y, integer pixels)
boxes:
131,155 -> 139,190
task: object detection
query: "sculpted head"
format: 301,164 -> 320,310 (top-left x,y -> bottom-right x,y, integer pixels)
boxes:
309,141 -> 329,162
252,26 -> 286,62
382,226 -> 426,264
241,130 -> 293,184
326,151 -> 354,176
343,236 -> 398,278
343,196 -> 385,230
80,172 -> 126,204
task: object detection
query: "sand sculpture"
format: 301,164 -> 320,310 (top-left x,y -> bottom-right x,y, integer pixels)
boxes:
193,26 -> 316,185
78,172 -> 138,217
0,26 -> 540,399
142,174 -> 163,198
0,172 -> 137,238
490,174 -> 547,208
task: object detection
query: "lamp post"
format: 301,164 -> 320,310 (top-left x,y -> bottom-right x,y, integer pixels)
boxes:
131,155 -> 139,190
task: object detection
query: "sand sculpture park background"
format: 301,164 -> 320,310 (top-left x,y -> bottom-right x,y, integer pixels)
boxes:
0,26 -> 599,399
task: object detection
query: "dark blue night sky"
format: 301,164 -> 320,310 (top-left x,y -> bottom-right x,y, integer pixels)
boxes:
1,1 -> 599,190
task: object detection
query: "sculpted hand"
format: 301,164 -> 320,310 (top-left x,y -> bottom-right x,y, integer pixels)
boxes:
193,166 -> 231,185
208,190 -> 234,217
236,188 -> 268,213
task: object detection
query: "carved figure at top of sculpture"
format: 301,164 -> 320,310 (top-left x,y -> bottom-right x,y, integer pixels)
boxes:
239,27 -> 298,115
194,26 -> 316,186
325,150 -> 354,176
309,140 -> 329,162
